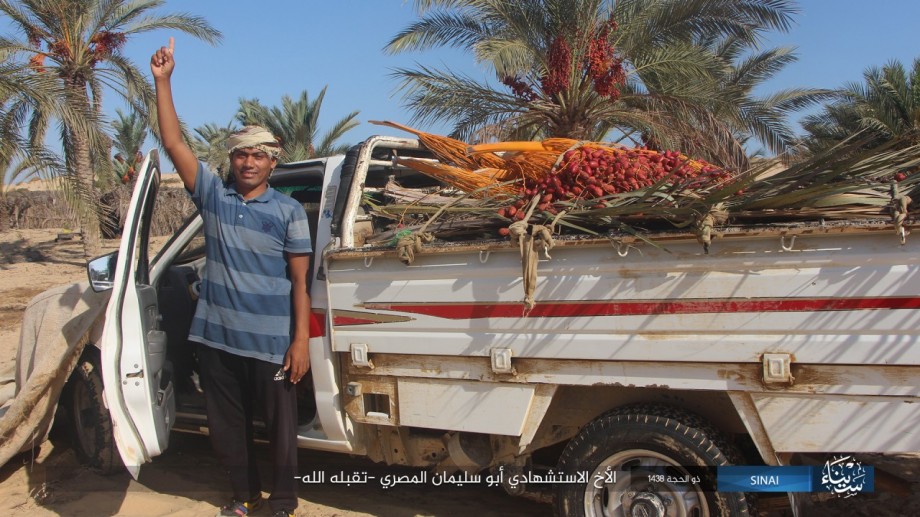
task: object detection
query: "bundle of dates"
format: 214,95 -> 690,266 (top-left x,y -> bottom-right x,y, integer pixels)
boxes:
517,146 -> 732,213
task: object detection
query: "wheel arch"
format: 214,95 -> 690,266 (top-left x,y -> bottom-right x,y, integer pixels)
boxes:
552,402 -> 755,517
523,386 -> 760,464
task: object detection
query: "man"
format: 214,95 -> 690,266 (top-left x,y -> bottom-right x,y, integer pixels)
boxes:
151,38 -> 311,517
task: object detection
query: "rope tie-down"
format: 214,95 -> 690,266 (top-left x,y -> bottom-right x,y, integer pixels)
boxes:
695,205 -> 728,254
396,231 -> 434,265
508,220 -> 555,314
890,182 -> 912,245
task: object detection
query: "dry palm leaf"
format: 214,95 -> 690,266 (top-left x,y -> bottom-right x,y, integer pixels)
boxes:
370,120 -> 506,169
381,178 -> 480,206
503,151 -> 558,182
394,157 -> 517,199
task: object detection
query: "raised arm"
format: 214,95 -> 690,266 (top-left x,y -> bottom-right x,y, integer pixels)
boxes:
151,38 -> 199,192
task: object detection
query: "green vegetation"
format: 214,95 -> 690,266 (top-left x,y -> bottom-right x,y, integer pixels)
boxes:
386,0 -> 830,169
238,87 -> 360,162
802,58 -> 920,154
192,88 -> 361,174
0,0 -> 220,255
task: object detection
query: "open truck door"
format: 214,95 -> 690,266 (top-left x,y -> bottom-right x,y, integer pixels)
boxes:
99,150 -> 175,478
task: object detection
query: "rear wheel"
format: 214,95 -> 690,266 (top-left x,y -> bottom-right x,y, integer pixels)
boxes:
61,347 -> 120,474
555,405 -> 752,517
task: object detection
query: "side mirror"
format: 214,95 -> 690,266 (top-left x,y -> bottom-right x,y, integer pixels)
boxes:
87,252 -> 119,292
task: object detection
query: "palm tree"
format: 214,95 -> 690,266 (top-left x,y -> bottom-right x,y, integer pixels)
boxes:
0,130 -> 60,195
0,0 -> 221,256
192,120 -> 237,179
801,58 -> 920,154
0,125 -> 56,196
236,87 -> 359,162
664,35 -> 834,164
385,0 -> 813,167
108,107 -> 147,187
0,54 -> 74,196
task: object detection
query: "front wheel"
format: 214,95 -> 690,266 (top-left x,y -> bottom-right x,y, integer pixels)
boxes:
60,347 -> 121,474
555,405 -> 752,517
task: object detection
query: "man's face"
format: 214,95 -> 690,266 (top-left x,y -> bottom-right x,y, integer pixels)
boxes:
230,147 -> 277,194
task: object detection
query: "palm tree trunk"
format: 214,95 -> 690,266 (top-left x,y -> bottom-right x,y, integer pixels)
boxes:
73,130 -> 100,258
66,80 -> 101,258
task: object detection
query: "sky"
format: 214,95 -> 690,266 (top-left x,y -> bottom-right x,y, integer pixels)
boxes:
756,1 -> 920,105
6,0 -> 920,174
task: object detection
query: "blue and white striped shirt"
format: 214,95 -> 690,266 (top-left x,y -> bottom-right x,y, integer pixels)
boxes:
187,164 -> 312,364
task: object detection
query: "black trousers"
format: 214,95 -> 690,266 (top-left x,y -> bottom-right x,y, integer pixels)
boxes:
197,344 -> 298,512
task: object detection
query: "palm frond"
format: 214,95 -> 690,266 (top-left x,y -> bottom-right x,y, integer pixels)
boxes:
124,12 -> 222,44
384,9 -> 492,54
237,87 -> 358,162
802,57 -> 920,154
317,111 -> 360,157
392,64 -> 527,141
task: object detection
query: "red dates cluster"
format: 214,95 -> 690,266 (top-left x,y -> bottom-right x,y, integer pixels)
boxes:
514,146 -> 730,212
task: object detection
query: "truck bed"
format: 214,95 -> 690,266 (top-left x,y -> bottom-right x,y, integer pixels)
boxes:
325,219 -> 920,453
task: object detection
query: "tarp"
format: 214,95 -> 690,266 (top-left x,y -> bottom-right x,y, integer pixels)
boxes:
0,282 -> 109,467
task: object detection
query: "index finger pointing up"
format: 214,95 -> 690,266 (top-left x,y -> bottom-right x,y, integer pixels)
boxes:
168,37 -> 174,54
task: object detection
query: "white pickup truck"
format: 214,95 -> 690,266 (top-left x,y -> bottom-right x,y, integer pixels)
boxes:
36,135 -> 920,516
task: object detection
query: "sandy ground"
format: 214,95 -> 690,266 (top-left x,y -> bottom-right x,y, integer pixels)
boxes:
1,227 -> 918,516
0,433 -> 551,517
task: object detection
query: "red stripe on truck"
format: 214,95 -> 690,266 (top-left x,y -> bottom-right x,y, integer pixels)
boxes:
358,296 -> 920,320
310,310 -> 326,337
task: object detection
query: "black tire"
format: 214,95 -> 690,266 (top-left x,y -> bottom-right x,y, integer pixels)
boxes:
61,347 -> 121,475
555,405 -> 751,517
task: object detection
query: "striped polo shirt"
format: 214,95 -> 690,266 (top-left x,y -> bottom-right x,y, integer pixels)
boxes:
187,164 -> 312,364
